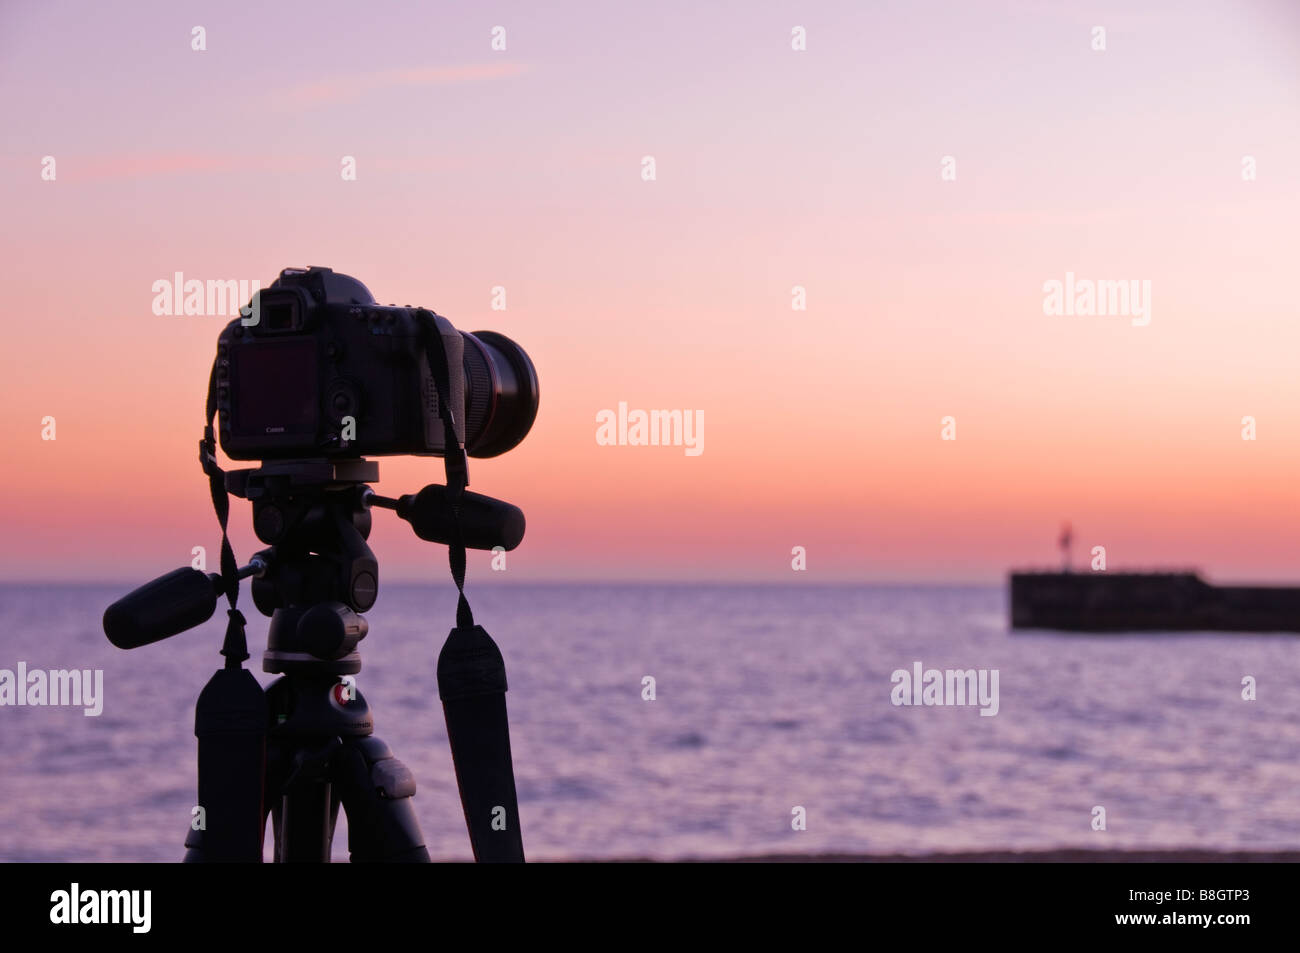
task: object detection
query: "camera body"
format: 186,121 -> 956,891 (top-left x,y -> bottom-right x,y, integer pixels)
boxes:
214,267 -> 536,461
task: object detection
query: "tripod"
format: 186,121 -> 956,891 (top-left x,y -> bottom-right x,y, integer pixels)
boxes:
105,458 -> 527,862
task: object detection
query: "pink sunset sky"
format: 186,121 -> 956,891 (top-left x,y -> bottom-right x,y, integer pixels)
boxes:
1,0 -> 1299,582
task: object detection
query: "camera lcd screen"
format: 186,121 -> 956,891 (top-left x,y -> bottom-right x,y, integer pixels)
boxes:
231,339 -> 318,435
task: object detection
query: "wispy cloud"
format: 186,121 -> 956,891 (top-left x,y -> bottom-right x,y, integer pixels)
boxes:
49,153 -> 301,183
2,150 -> 483,184
274,62 -> 528,107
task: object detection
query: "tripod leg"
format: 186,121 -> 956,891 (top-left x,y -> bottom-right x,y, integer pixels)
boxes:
267,736 -> 345,863
334,736 -> 431,862
280,780 -> 333,862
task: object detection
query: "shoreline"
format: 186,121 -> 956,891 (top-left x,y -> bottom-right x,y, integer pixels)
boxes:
553,849 -> 1300,863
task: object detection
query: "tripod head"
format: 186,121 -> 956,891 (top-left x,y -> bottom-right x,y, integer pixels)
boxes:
103,455 -> 529,863
103,458 -> 524,665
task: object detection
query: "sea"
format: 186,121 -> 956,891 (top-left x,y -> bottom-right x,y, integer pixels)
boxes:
2,582 -> 1299,862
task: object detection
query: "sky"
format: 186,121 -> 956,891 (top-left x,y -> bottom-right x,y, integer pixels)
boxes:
1,0 -> 1299,583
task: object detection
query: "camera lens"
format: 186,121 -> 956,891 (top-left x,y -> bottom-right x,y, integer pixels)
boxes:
461,331 -> 539,458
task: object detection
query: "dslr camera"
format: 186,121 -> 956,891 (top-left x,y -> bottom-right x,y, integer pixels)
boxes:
214,266 -> 538,460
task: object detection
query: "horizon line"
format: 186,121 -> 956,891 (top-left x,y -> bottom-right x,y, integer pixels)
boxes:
0,576 -> 1010,588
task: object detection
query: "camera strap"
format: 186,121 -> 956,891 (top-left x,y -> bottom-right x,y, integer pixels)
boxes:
192,359 -> 268,861
200,359 -> 251,667
416,310 -> 526,863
